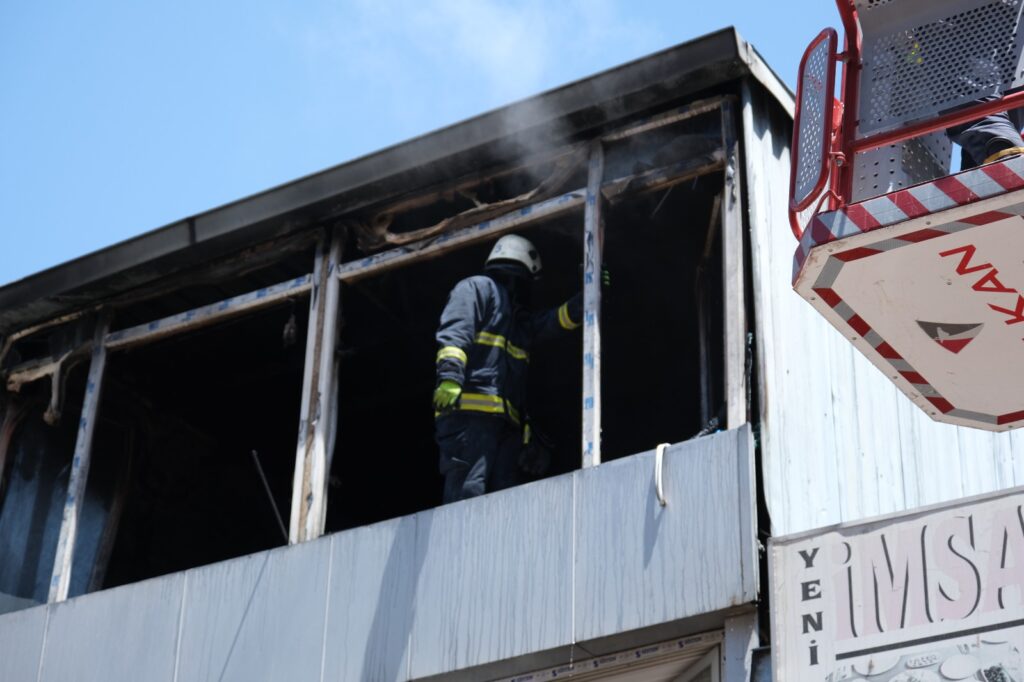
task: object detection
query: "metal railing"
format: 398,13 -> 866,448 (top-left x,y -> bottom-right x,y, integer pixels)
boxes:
790,0 -> 1024,239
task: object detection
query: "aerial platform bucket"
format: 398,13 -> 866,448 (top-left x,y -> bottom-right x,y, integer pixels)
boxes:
790,0 -> 1024,431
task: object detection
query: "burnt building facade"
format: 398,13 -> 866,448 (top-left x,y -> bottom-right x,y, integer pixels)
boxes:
0,28 -> 803,681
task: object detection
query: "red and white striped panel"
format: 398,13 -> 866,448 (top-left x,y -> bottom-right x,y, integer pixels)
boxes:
792,158 -> 1024,431
793,155 -> 1024,284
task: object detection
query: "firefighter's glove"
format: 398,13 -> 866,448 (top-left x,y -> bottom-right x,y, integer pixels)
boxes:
578,265 -> 611,289
433,380 -> 462,411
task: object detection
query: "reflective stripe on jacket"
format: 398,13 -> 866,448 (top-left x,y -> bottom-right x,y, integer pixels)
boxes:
435,274 -> 581,422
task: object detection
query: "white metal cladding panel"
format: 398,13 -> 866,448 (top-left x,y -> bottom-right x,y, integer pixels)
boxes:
0,427 -> 755,681
407,474 -> 575,680
573,427 -> 756,644
741,82 -> 1024,538
0,603 -> 46,681
175,539 -> 331,682
38,572 -> 184,682
322,515 -> 419,682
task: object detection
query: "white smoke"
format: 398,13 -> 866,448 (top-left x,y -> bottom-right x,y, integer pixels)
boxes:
293,0 -> 665,140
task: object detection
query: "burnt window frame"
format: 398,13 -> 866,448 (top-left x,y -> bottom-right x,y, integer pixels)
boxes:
0,93 -> 748,604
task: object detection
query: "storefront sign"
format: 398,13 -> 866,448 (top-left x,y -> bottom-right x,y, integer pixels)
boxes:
770,488 -> 1024,682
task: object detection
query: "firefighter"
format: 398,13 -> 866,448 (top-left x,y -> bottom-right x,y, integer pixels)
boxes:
432,234 -> 582,503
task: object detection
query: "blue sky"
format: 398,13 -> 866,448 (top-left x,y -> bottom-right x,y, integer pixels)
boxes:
0,1 -> 836,287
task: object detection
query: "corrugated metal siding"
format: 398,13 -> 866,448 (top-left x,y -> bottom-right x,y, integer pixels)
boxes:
741,80 -> 1024,537
0,427 -> 755,682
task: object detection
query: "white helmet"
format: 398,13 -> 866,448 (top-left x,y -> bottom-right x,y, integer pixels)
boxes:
485,234 -> 541,276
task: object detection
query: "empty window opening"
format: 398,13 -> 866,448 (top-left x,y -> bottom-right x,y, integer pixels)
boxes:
95,301 -> 308,588
325,140 -> 727,519
601,174 -> 725,461
326,218 -> 583,531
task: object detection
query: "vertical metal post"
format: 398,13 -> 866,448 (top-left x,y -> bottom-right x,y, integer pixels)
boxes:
723,611 -> 759,682
289,230 -> 343,544
581,140 -> 605,468
720,100 -> 749,430
48,313 -> 110,603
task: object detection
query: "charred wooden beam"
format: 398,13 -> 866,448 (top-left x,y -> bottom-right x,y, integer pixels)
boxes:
600,96 -> 727,143
338,190 -> 586,283
6,354 -> 68,393
335,152 -> 724,284
346,97 -> 726,254
349,145 -> 586,252
0,309 -> 96,373
602,150 -> 726,203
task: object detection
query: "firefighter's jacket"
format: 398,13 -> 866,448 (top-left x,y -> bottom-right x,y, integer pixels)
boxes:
435,274 -> 582,424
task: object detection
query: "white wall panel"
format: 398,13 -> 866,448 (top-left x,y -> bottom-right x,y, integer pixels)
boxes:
573,427 -> 756,644
175,539 -> 330,682
0,427 -> 755,682
0,603 -> 46,682
741,81 -> 1024,537
38,572 -> 184,682
407,474 -> 575,679
322,515 -> 419,682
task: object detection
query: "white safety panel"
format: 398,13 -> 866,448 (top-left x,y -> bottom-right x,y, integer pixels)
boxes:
793,32 -> 835,207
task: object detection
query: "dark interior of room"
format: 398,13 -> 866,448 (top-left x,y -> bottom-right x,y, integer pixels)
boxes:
326,218 -> 583,531
96,301 -> 308,589
326,170 -> 723,531
601,172 -> 724,460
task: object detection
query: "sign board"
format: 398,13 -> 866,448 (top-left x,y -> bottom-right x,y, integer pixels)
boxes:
770,487 -> 1024,682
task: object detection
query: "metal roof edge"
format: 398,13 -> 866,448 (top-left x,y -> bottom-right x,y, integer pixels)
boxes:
733,31 -> 796,118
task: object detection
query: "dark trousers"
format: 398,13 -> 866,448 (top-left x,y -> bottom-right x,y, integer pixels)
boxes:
947,95 -> 1024,169
436,413 -> 521,503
